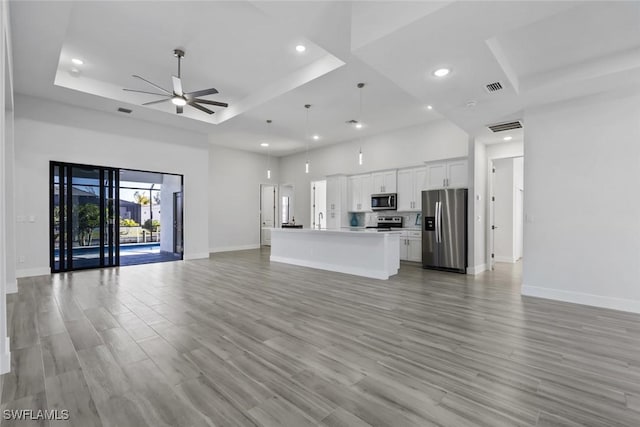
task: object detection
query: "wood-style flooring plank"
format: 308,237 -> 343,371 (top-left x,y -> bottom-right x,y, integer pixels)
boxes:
2,250 -> 640,427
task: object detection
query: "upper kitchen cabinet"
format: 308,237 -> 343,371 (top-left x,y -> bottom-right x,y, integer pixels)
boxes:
326,175 -> 348,229
425,159 -> 468,189
371,170 -> 397,194
348,173 -> 373,212
397,166 -> 426,211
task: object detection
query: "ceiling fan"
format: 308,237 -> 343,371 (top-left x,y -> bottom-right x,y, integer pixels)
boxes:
123,49 -> 228,115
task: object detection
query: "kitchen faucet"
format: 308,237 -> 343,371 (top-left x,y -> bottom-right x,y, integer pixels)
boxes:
318,212 -> 323,229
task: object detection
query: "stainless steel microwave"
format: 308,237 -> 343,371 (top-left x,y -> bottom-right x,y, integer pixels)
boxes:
371,193 -> 397,211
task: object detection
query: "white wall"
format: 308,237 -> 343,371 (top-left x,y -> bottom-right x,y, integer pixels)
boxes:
160,174 -> 182,253
471,140 -> 487,274
513,157 -> 524,260
523,90 -> 640,313
493,158 -> 515,262
208,143 -> 278,252
0,0 -> 13,373
486,140 -> 524,159
279,120 -> 469,229
14,95 -> 210,276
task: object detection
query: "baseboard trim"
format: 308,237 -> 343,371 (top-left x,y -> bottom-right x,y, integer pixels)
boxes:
0,338 -> 10,374
6,280 -> 17,294
183,252 -> 210,261
210,244 -> 260,253
270,255 -> 395,280
494,256 -> 517,263
522,285 -> 640,314
467,264 -> 487,275
16,267 -> 50,278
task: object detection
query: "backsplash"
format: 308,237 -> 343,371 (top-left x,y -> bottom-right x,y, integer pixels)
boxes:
360,211 -> 421,228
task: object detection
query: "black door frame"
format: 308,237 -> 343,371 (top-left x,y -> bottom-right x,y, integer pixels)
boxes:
50,161 -> 184,272
50,161 -> 120,272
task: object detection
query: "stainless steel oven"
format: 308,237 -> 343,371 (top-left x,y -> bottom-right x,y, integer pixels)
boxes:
371,193 -> 397,211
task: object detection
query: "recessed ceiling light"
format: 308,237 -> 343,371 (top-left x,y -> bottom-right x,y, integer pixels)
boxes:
295,45 -> 306,53
503,136 -> 513,141
427,105 -> 433,110
261,142 -> 269,147
71,58 -> 84,65
355,123 -> 363,129
312,135 -> 319,140
433,68 -> 451,77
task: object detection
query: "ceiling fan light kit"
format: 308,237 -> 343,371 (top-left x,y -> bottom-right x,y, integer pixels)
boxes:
124,48 -> 228,115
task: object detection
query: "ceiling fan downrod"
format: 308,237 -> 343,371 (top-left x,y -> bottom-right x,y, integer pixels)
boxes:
173,49 -> 185,78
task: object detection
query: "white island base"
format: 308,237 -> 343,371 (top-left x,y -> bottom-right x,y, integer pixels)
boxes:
270,228 -> 400,280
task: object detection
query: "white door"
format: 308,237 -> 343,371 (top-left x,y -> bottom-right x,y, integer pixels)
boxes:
408,239 -> 422,262
426,164 -> 447,189
372,173 -> 386,194
361,174 -> 373,211
261,185 -> 276,246
413,167 -> 427,211
447,160 -> 468,188
396,169 -> 413,211
383,170 -> 397,193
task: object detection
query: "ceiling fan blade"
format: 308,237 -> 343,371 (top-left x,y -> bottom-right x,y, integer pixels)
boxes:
123,88 -> 168,97
191,98 -> 228,108
176,105 -> 183,114
132,75 -> 172,95
142,98 -> 172,106
172,76 -> 183,96
188,102 -> 215,115
184,87 -> 218,98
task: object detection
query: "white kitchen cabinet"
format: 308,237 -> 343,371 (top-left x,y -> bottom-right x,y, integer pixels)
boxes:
326,175 -> 348,229
446,160 -> 468,188
425,159 -> 468,189
397,167 -> 426,211
348,174 -> 372,212
372,170 -> 397,194
399,230 -> 422,262
407,231 -> 422,262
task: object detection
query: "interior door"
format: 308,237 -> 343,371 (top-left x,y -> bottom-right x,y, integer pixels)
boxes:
439,188 -> 467,271
173,191 -> 183,255
261,185 -> 275,246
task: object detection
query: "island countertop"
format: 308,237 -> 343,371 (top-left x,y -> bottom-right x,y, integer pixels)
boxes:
270,227 -> 400,280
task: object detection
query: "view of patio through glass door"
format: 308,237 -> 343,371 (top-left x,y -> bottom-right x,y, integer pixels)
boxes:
50,162 -> 184,272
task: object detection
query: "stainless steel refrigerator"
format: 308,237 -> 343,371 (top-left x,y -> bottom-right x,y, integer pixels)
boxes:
422,189 -> 468,273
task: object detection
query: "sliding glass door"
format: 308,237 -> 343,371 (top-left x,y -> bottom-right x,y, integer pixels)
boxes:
50,162 -> 119,272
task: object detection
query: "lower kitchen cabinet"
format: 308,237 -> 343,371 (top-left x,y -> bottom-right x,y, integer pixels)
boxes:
399,230 -> 422,262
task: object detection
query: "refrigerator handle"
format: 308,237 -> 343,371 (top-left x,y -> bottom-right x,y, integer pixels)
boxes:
435,201 -> 441,243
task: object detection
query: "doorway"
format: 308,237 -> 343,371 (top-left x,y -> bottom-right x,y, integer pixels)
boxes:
260,184 -> 277,246
50,162 -> 184,272
488,156 -> 524,270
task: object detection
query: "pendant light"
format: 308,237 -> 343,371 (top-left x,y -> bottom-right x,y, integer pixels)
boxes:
304,104 -> 311,174
266,119 -> 272,179
357,82 -> 365,165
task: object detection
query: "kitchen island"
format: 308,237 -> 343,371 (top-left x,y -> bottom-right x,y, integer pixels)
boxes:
270,228 -> 400,280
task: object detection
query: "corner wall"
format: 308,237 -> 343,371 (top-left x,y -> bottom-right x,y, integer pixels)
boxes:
208,143 -> 279,253
14,95 -> 210,276
522,90 -> 640,313
0,0 -> 13,373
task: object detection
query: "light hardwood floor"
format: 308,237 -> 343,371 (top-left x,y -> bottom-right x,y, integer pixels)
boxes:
2,248 -> 640,426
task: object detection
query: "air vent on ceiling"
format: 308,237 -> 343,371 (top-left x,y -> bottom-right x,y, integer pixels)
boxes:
487,120 -> 522,133
485,81 -> 503,93
117,107 -> 132,114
